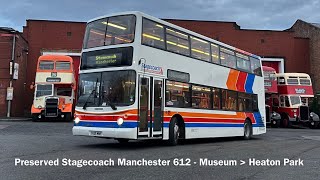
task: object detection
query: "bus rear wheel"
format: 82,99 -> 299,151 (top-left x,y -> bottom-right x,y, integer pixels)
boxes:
168,117 -> 180,146
243,119 -> 252,140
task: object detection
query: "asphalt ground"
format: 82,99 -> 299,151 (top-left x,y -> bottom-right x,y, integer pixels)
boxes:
1,121 -> 320,180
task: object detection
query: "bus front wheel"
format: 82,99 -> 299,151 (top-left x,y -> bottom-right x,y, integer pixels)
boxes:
243,119 -> 252,140
168,117 -> 180,146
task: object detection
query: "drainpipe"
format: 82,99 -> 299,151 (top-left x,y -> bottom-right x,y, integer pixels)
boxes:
7,31 -> 16,117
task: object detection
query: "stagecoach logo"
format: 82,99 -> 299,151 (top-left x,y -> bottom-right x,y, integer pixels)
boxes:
295,88 -> 306,94
141,63 -> 163,75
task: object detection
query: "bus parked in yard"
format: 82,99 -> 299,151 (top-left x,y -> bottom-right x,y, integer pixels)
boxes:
262,66 -> 281,127
72,11 -> 266,145
31,55 -> 76,121
274,73 -> 319,128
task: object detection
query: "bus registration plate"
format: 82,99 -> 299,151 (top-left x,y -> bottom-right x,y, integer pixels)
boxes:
90,131 -> 102,136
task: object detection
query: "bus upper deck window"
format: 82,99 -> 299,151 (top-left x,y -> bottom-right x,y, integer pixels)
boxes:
39,61 -> 54,70
56,61 -> 71,70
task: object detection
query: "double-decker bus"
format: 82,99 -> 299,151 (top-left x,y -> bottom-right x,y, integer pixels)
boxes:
31,55 -> 76,121
274,73 -> 319,128
72,11 -> 266,145
262,66 -> 281,127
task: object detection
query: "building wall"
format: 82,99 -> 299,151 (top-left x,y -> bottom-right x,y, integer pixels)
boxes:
23,20 -> 86,115
0,30 -> 28,117
289,20 -> 320,93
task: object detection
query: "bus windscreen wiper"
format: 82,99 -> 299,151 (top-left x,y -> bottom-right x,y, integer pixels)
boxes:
102,91 -> 117,110
83,78 -> 98,110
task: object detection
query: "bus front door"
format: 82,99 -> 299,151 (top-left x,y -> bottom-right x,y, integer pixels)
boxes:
138,76 -> 163,138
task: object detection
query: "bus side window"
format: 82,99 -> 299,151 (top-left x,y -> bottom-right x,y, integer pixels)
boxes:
252,94 -> 259,112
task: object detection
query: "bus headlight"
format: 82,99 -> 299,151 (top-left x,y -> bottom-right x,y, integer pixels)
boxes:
117,117 -> 124,126
74,117 -> 80,124
294,113 -> 297,117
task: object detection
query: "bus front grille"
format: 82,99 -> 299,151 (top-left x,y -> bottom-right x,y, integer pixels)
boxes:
299,106 -> 309,121
45,98 -> 58,117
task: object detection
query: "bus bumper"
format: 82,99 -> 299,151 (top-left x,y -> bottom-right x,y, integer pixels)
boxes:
72,126 -> 137,139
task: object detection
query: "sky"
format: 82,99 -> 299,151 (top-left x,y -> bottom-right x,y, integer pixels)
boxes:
0,0 -> 320,32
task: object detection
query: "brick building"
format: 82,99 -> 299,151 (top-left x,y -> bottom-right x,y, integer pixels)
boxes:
0,17 -> 318,117
0,27 -> 28,117
288,20 -> 320,94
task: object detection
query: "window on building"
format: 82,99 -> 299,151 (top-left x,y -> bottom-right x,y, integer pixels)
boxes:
166,81 -> 190,108
39,61 -> 54,70
190,36 -> 210,61
142,18 -> 165,49
211,44 -> 220,64
221,90 -> 237,111
212,88 -> 221,109
220,48 -> 236,69
238,92 -> 252,112
56,61 -> 71,70
166,28 -> 190,56
192,85 -> 211,109
236,53 -> 250,72
250,57 -> 262,76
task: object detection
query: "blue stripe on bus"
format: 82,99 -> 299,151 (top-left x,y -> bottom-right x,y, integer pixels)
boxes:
76,121 -> 264,129
245,74 -> 255,93
76,121 -> 138,128
253,112 -> 265,127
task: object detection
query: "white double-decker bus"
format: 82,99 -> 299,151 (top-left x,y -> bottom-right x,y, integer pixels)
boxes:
73,11 -> 266,145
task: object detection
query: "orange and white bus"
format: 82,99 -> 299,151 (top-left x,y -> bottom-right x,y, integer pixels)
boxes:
31,55 -> 76,121
73,11 -> 266,145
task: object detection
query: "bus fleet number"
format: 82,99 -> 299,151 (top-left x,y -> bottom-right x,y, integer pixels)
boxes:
173,158 -> 191,166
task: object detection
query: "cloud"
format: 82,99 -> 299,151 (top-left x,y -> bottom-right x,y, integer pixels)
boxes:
0,0 -> 319,32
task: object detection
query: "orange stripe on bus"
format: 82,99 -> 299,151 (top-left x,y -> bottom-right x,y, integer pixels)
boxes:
226,69 -> 239,91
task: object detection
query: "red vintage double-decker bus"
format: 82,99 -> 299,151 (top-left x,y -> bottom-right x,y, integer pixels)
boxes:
263,66 -> 281,127
273,73 -> 319,128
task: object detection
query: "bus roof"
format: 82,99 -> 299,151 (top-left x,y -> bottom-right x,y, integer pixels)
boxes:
262,66 -> 276,72
87,11 -> 261,60
38,55 -> 73,62
276,73 -> 310,78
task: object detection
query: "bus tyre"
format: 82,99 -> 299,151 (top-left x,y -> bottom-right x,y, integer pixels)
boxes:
65,113 -> 72,122
168,117 -> 180,146
282,117 -> 290,128
243,119 -> 252,140
117,139 -> 129,144
32,114 -> 39,122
